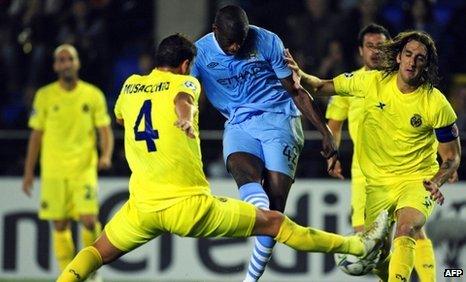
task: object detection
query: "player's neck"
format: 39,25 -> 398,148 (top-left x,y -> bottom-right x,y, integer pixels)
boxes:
396,73 -> 420,94
156,67 -> 182,74
58,78 -> 79,91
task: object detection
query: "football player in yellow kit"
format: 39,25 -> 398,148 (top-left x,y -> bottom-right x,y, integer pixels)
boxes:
23,44 -> 113,281
286,31 -> 461,282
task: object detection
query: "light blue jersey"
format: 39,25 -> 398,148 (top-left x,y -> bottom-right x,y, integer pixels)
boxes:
191,25 -> 299,124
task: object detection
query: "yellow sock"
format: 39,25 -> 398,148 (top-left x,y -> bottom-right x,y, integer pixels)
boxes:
389,236 -> 416,282
57,246 -> 103,282
81,222 -> 102,247
275,216 -> 364,255
414,238 -> 436,282
373,253 -> 391,282
53,229 -> 75,271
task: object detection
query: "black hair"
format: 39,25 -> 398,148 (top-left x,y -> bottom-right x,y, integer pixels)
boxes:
358,23 -> 391,47
155,34 -> 196,68
214,5 -> 249,43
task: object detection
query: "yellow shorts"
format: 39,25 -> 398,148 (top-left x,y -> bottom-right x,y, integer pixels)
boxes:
350,167 -> 366,228
39,177 -> 98,220
364,178 -> 435,229
105,194 -> 257,252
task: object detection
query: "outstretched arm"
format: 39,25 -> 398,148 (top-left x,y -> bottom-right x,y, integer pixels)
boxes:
284,49 -> 336,95
174,92 -> 196,139
424,138 -> 461,205
280,75 -> 338,172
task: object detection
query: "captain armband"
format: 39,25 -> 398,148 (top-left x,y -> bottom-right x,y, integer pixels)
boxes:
435,122 -> 459,143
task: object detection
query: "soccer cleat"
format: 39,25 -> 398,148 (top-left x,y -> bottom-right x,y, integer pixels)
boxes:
359,210 -> 389,259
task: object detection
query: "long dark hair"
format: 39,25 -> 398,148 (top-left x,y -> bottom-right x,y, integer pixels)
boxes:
378,30 -> 439,89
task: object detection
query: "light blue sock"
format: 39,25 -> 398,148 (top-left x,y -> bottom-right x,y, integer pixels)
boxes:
239,183 -> 276,282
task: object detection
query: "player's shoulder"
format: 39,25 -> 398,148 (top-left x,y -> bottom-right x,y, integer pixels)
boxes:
79,80 -> 104,94
195,33 -> 214,51
424,86 -> 448,105
37,81 -> 59,95
173,73 -> 201,89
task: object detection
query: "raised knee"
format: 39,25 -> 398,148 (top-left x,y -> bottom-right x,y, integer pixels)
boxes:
396,222 -> 417,237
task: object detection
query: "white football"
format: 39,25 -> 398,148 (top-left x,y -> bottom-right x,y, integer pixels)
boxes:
334,252 -> 379,276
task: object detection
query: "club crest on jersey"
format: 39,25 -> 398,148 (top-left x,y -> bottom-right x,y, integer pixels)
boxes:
344,72 -> 354,78
184,81 -> 197,91
207,62 -> 219,68
410,114 -> 423,127
82,104 -> 90,113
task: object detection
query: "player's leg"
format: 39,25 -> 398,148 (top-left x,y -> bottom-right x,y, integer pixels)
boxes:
58,200 -> 163,281
364,183 -> 396,281
53,219 -> 75,272
388,180 -> 435,282
389,207 -> 425,282
73,178 -> 102,248
188,195 -> 388,258
223,122 -> 271,281
240,171 -> 293,281
413,228 -> 436,282
240,112 -> 303,281
39,178 -> 76,272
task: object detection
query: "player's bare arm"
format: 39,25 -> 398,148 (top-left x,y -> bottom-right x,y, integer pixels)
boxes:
284,49 -> 336,95
174,92 -> 196,139
97,125 -> 114,170
22,129 -> 43,197
280,75 -> 338,172
424,137 -> 461,205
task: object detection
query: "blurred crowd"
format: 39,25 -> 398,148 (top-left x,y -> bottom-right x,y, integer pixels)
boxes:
1,0 -> 466,177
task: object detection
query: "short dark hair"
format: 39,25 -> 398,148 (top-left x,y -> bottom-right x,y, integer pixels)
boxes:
358,23 -> 391,47
379,30 -> 439,89
214,5 -> 249,43
155,34 -> 196,68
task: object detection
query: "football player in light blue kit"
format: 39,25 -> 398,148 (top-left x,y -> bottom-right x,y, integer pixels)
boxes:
191,5 -> 338,282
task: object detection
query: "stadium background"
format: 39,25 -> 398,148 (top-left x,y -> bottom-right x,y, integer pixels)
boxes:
0,0 -> 465,281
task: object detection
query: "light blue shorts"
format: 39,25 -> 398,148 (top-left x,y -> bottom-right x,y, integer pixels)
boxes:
223,112 -> 304,178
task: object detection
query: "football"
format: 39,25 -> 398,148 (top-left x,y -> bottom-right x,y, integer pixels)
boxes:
334,252 -> 379,276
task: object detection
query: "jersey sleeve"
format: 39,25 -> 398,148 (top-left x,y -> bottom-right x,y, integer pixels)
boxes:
266,32 -> 292,79
175,75 -> 201,102
431,94 -> 457,129
333,71 -> 372,98
93,87 -> 111,127
326,96 -> 350,121
28,89 -> 46,130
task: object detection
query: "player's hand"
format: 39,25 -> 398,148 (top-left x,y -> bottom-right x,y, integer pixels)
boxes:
284,49 -> 302,88
328,159 -> 344,179
423,179 -> 444,205
22,173 -> 34,197
98,156 -> 112,170
175,119 -> 195,139
448,170 -> 459,183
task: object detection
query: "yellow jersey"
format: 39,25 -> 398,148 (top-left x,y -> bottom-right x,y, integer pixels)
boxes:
334,71 -> 457,183
326,68 -> 365,172
28,81 -> 110,179
114,69 -> 210,212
